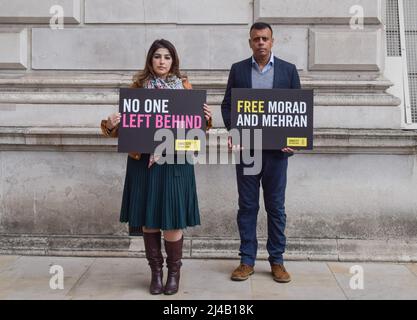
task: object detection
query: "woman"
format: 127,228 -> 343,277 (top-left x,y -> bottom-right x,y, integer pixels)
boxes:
101,39 -> 212,295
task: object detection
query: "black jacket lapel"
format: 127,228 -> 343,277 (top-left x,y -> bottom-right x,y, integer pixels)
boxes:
273,56 -> 281,88
244,57 -> 252,88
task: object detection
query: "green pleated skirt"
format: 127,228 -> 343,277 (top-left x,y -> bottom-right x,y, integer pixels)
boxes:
120,154 -> 201,235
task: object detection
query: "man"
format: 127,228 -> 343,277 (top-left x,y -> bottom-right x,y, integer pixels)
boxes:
221,22 -> 301,283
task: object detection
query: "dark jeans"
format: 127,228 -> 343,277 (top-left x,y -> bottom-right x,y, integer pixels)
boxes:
236,151 -> 289,266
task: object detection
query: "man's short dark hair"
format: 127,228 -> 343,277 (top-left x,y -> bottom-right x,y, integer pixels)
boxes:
250,22 -> 273,35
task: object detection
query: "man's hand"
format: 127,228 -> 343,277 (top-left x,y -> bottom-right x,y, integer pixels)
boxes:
228,136 -> 244,151
281,147 -> 295,153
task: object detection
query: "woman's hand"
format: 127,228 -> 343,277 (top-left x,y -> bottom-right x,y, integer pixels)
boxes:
106,112 -> 121,130
148,154 -> 161,168
203,104 -> 212,121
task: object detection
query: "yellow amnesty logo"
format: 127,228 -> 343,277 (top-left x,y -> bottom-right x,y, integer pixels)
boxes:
287,137 -> 307,147
175,140 -> 201,151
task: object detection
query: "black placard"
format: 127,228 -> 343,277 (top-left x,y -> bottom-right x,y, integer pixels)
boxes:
118,88 -> 207,153
231,88 -> 314,150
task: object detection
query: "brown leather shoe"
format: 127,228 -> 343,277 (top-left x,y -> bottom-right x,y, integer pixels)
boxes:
231,263 -> 254,281
271,263 -> 291,283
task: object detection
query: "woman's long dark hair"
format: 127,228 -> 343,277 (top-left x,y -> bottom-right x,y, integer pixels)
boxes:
132,39 -> 183,88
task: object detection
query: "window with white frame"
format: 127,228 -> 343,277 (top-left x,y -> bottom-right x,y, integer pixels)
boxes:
386,0 -> 417,125
403,0 -> 417,124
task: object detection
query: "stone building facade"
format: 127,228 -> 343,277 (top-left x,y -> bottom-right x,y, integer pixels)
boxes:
0,0 -> 416,261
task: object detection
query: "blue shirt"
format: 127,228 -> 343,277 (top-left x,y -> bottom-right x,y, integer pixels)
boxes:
251,52 -> 275,89
251,52 -> 274,74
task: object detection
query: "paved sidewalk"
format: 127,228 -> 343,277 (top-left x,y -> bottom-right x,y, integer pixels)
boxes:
1,255 -> 417,300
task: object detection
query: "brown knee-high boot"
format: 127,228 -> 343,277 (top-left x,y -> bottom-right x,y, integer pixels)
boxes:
143,231 -> 164,295
164,236 -> 183,295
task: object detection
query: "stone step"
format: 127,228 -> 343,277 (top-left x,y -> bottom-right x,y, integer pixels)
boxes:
1,127 -> 416,155
0,71 -> 394,91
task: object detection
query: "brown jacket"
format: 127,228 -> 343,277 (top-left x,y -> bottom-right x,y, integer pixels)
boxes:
100,78 -> 212,160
